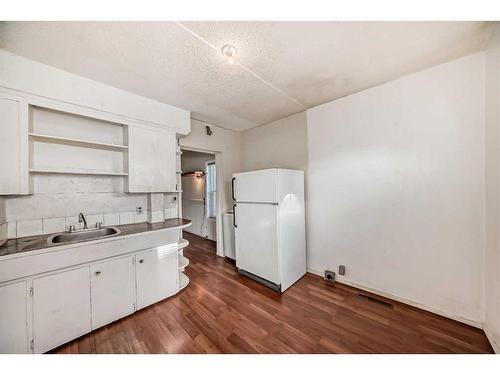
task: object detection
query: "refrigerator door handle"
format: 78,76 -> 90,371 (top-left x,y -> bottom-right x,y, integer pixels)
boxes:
231,177 -> 236,201
233,204 -> 237,228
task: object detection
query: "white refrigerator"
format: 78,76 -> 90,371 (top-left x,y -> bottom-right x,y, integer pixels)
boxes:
232,168 -> 306,292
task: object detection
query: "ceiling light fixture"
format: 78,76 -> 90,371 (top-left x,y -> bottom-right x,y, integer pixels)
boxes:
221,45 -> 237,65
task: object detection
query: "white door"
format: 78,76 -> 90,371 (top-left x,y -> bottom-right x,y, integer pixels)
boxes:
233,169 -> 278,203
90,256 -> 136,330
33,267 -> 91,353
0,281 -> 28,353
234,203 -> 280,284
136,248 -> 178,309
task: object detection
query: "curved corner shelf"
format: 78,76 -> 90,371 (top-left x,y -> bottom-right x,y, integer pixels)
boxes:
179,272 -> 189,291
178,256 -> 189,270
178,239 -> 189,250
29,132 -> 128,151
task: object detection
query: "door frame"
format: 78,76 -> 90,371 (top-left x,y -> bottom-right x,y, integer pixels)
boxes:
179,146 -> 223,257
204,159 -> 217,241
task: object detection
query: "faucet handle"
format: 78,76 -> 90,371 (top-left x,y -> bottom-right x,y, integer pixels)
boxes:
96,222 -> 103,228
69,224 -> 76,232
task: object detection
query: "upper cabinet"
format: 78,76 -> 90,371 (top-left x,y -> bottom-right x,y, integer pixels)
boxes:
127,125 -> 177,193
0,94 -> 29,195
0,51 -> 190,195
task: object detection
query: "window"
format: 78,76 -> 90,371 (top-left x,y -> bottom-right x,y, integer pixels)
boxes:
206,161 -> 216,219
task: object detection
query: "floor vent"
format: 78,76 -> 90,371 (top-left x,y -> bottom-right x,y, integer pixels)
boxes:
358,293 -> 393,309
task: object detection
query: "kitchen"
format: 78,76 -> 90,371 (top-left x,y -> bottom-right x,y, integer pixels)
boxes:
1,9 -> 500,370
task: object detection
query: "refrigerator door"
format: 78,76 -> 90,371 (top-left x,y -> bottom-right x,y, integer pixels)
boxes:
234,202 -> 280,285
233,169 -> 278,203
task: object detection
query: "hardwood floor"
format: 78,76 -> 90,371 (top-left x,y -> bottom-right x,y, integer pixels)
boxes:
51,232 -> 493,354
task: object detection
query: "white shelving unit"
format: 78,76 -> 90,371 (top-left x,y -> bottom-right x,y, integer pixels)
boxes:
29,107 -> 129,178
178,239 -> 189,249
179,272 -> 189,291
175,142 -> 190,291
178,256 -> 189,271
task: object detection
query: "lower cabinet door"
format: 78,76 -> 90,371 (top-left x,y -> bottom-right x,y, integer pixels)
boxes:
33,267 -> 91,353
136,248 -> 178,309
90,256 -> 136,330
0,281 -> 28,353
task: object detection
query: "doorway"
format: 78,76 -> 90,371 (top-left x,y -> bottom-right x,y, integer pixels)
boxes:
180,150 -> 217,242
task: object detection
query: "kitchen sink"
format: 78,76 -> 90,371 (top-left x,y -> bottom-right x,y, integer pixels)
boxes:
47,226 -> 121,245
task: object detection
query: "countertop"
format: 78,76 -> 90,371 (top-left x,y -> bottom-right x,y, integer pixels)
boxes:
0,218 -> 191,258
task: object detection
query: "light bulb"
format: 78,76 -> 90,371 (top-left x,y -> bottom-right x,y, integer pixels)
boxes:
221,45 -> 237,65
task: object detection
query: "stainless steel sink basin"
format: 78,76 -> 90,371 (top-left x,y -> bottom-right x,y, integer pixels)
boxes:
47,227 -> 121,245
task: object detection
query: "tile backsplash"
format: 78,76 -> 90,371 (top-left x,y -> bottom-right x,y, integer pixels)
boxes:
6,208 -> 180,239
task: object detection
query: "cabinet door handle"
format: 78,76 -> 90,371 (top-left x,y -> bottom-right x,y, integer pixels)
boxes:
94,271 -> 101,276
139,259 -> 144,264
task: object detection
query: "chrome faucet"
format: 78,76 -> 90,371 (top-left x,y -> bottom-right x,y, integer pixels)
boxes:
78,212 -> 88,229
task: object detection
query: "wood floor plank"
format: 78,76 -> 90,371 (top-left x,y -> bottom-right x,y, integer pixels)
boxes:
50,231 -> 494,354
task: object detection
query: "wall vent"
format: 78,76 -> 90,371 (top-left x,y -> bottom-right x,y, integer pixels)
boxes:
358,293 -> 393,309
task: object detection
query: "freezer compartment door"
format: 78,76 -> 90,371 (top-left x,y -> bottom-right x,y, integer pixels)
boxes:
234,203 -> 280,285
233,169 -> 278,203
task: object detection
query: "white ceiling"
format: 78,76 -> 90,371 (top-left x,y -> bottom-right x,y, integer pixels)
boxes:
0,21 -> 493,132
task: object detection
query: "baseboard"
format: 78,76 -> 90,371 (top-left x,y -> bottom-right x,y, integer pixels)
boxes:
484,323 -> 500,353
306,268 -> 483,329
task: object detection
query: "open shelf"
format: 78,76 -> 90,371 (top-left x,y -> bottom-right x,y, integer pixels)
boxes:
29,167 -> 128,176
179,272 -> 189,291
178,239 -> 189,249
178,256 -> 189,270
29,132 -> 128,151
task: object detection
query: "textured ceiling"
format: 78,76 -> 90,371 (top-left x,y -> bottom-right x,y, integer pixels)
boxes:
0,21 -> 493,131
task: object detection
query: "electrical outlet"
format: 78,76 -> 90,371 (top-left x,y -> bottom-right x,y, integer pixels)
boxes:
136,206 -> 144,215
324,270 -> 336,282
339,265 -> 346,276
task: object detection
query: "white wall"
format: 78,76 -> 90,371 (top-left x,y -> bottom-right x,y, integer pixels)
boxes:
179,119 -> 243,255
180,120 -> 243,212
484,25 -> 500,352
306,53 -> 485,326
242,112 -> 308,172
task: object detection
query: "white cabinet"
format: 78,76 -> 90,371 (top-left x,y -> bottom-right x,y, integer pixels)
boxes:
0,95 -> 29,195
127,125 -> 176,192
90,256 -> 136,330
33,267 -> 91,354
0,281 -> 28,353
136,248 -> 178,309
1,237 -> 185,353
